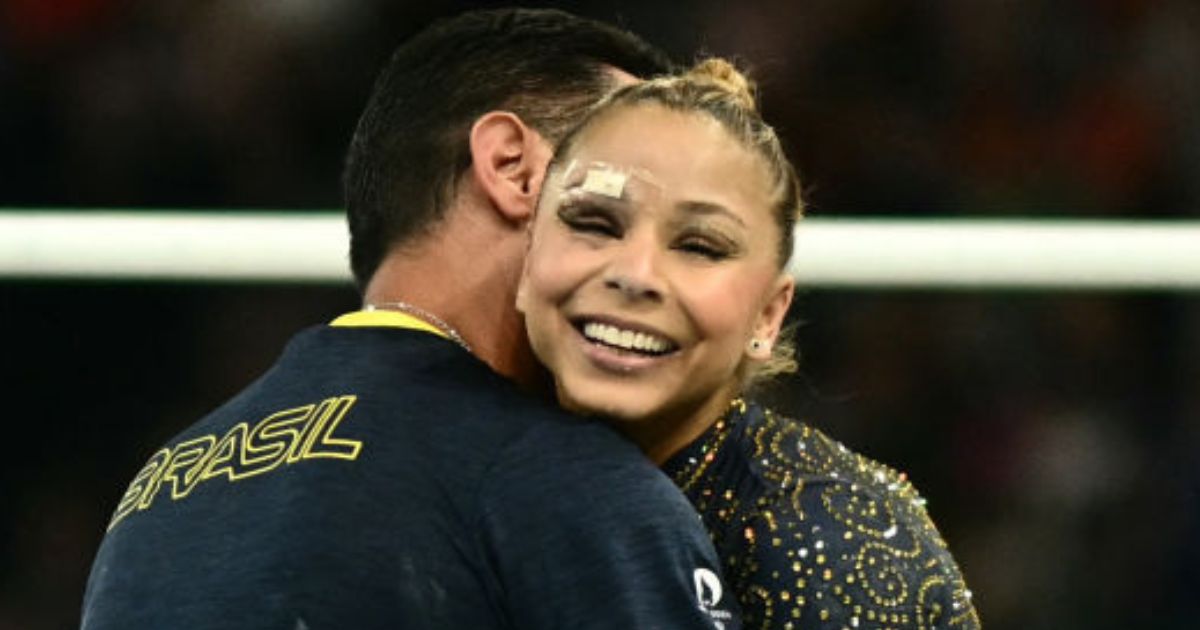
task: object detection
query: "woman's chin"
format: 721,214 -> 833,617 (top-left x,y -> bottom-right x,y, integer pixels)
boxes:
559,393 -> 655,424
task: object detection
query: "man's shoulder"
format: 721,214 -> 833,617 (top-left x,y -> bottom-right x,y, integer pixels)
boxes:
488,410 -> 668,492
272,324 -> 575,427
302,323 -> 660,481
477,400 -> 685,520
155,325 -> 646,492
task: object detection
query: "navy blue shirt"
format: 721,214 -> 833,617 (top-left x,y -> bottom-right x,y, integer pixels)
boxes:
83,316 -> 739,629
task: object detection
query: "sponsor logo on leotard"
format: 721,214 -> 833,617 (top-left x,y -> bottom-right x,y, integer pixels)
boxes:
107,395 -> 362,531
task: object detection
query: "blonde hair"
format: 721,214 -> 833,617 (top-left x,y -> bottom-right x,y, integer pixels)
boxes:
682,57 -> 758,111
553,57 -> 805,382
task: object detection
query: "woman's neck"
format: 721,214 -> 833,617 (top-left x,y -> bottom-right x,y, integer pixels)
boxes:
617,382 -> 741,465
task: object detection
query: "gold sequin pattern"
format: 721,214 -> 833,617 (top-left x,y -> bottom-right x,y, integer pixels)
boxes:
665,399 -> 981,629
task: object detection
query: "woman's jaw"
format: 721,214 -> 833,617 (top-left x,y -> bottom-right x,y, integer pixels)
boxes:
552,313 -> 745,465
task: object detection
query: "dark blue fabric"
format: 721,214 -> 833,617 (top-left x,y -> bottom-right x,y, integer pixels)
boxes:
82,325 -> 739,629
663,400 -> 979,629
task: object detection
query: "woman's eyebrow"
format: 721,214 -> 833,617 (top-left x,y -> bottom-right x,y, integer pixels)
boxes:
676,200 -> 746,227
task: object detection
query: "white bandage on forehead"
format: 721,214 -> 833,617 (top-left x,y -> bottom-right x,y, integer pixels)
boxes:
557,160 -> 664,205
581,168 -> 627,198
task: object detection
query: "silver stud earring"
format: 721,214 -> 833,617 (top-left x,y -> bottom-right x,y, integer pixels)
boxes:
749,338 -> 766,353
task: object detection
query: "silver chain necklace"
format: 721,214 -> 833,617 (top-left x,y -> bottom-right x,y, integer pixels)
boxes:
365,301 -> 472,353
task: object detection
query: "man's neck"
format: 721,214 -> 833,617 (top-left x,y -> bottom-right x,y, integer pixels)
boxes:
362,212 -> 545,392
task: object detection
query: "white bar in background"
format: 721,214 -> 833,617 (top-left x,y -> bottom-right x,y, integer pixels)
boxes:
788,219 -> 1200,290
0,211 -> 349,283
1,211 -> 1199,289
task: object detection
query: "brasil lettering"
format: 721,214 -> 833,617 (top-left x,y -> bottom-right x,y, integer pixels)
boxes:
108,395 -> 362,531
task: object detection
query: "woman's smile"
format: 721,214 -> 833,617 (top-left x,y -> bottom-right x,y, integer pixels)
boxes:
570,315 -> 681,372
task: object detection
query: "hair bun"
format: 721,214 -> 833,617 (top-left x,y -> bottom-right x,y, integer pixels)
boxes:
686,57 -> 757,111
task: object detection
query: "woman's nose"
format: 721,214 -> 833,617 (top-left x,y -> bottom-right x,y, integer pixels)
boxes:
603,236 -> 666,302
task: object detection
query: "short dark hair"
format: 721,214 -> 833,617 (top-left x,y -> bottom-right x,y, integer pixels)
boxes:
343,8 -> 672,289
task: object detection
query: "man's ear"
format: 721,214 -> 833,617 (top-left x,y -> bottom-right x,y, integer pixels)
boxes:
469,111 -> 553,224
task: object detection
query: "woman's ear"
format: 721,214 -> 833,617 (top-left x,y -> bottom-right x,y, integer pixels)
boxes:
747,275 -> 795,360
468,111 -> 554,224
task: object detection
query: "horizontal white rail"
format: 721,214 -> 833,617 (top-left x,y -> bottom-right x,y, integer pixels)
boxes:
2,211 -> 1198,290
0,211 -> 348,283
787,218 -> 1200,290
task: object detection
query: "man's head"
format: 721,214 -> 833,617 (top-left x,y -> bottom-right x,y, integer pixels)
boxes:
343,8 -> 672,290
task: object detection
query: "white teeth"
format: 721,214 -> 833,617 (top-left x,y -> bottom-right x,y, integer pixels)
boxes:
582,322 -> 672,354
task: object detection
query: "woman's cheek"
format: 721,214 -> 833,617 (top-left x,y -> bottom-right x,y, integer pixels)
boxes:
680,270 -> 758,326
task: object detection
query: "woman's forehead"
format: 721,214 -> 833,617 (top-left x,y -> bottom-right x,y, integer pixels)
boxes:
569,104 -> 736,164
557,104 -> 773,209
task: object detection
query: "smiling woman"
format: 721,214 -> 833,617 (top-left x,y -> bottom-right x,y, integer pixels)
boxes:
518,58 -> 981,629
517,111 -> 793,462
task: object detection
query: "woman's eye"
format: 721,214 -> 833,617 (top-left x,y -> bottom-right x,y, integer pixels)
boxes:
676,238 -> 732,261
558,205 -> 621,237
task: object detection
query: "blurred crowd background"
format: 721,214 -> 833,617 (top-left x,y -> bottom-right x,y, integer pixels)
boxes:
2,0 -> 1198,628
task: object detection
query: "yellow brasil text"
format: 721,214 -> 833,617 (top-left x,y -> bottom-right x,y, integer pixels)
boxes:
108,395 -> 362,530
